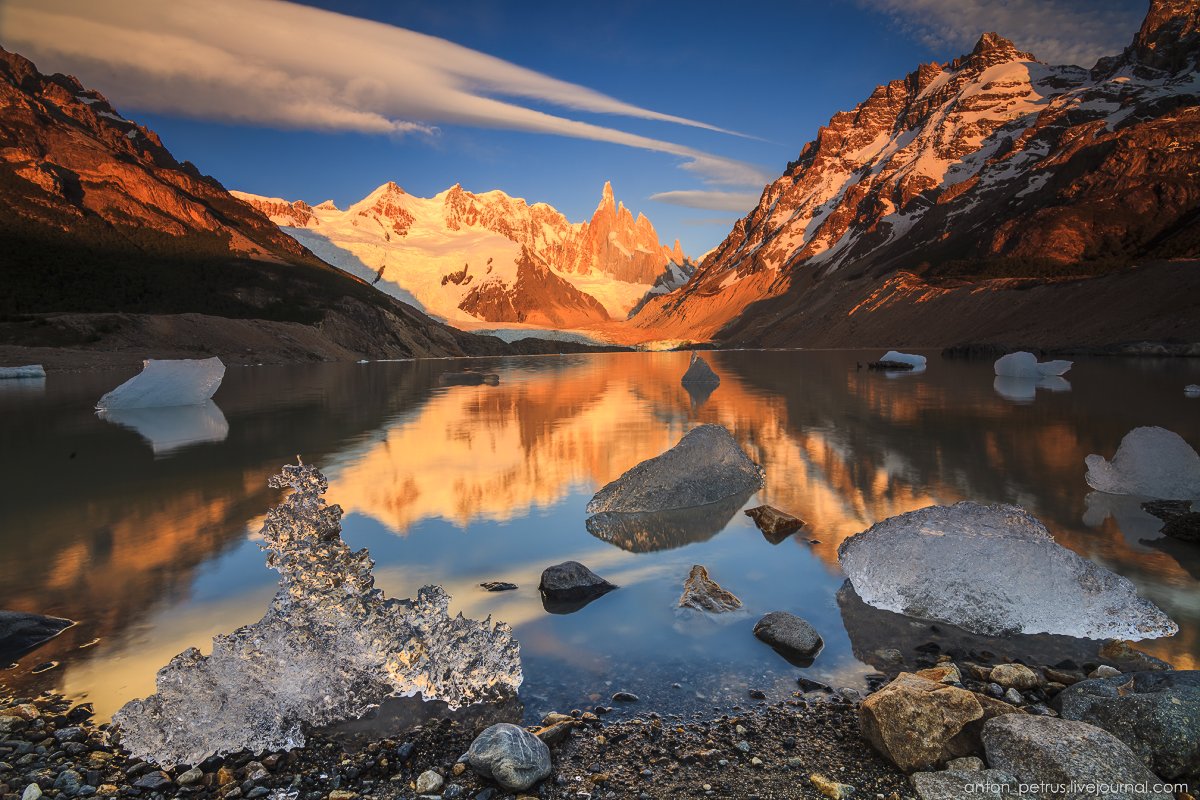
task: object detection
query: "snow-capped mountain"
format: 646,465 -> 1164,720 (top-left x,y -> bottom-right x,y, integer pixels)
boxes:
633,0 -> 1200,344
234,181 -> 688,329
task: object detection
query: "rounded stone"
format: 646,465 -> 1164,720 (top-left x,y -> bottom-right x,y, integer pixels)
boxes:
465,723 -> 551,792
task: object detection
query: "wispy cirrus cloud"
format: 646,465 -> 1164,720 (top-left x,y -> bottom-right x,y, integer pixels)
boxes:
649,190 -> 761,212
2,0 -> 770,185
857,0 -> 1144,67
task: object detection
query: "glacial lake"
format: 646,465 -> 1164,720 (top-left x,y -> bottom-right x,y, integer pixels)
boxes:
2,350 -> 1198,728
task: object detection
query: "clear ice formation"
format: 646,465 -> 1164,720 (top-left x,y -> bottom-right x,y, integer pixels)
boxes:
586,424 -> 764,514
113,460 -> 522,766
99,401 -> 229,455
96,357 -> 226,410
1085,426 -> 1200,500
837,502 -> 1178,640
993,351 -> 1072,378
0,364 -> 45,379
880,351 -> 926,370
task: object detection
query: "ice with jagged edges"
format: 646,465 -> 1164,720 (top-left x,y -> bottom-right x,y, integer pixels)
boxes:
837,502 -> 1177,640
97,357 -> 225,410
994,351 -> 1073,378
1085,426 -> 1200,500
0,364 -> 45,379
113,460 -> 522,766
880,351 -> 926,370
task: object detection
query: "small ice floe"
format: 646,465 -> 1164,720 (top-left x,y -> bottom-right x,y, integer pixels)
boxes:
0,365 -> 45,379
873,351 -> 926,373
113,459 -> 523,766
993,375 -> 1071,403
994,351 -> 1072,378
586,424 -> 763,515
99,402 -> 229,455
837,502 -> 1177,640
1185,384 -> 1200,398
1085,426 -> 1200,500
96,357 -> 225,410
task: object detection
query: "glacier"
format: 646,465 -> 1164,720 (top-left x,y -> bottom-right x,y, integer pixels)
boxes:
1085,426 -> 1200,500
837,502 -> 1177,640
993,351 -> 1073,378
97,358 -> 225,410
113,460 -> 522,766
0,364 -> 45,379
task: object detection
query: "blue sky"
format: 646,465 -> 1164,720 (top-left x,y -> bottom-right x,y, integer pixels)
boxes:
4,0 -> 1146,255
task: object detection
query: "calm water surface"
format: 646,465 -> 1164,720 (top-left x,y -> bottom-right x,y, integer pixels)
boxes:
1,350 -> 1198,725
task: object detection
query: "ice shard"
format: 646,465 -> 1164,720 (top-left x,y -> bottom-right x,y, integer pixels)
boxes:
837,502 -> 1177,640
113,460 -> 522,766
97,357 -> 225,410
993,351 -> 1072,378
1085,426 -> 1200,500
879,351 -> 927,371
0,365 -> 45,379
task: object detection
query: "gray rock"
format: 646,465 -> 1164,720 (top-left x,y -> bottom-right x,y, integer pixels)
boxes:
678,565 -> 742,613
911,768 -> 1016,799
176,768 -> 203,787
753,612 -> 823,666
537,561 -> 616,613
465,722 -> 551,791
415,770 -> 443,794
21,784 -> 41,800
586,424 -> 764,514
132,771 -> 173,791
0,611 -> 73,661
1053,670 -> 1200,780
680,353 -> 720,386
982,715 -> 1172,799
945,757 -> 984,771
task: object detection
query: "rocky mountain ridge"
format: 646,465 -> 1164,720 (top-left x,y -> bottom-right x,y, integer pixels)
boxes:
234,181 -> 691,330
632,0 -> 1200,346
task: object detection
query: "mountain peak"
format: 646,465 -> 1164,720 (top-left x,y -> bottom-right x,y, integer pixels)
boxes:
972,32 -> 1014,55
602,180 -> 614,202
1129,0 -> 1200,72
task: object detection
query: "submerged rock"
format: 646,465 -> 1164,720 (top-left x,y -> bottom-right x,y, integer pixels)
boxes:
837,502 -> 1177,640
680,352 -> 720,386
678,565 -> 742,613
537,561 -> 616,613
1085,426 -> 1200,500
113,460 -> 522,766
753,612 -> 823,666
993,351 -> 1072,378
96,357 -> 225,410
439,370 -> 500,387
480,582 -> 518,592
744,505 -> 805,543
982,715 -> 1173,800
0,365 -> 45,380
586,424 -> 764,515
1053,670 -> 1200,780
0,611 -> 73,661
465,722 -> 551,791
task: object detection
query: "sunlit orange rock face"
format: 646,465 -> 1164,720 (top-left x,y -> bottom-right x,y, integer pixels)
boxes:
630,0 -> 1200,346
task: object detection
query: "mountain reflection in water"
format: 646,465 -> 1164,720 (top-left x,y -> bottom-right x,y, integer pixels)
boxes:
0,351 -> 1197,723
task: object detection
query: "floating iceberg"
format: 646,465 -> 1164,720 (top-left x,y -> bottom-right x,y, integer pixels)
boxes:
993,375 -> 1071,403
1186,384 -> 1200,398
993,351 -> 1072,378
113,460 -> 522,766
1085,426 -> 1200,500
0,364 -> 45,379
837,502 -> 1177,640
99,401 -> 229,455
586,424 -> 763,514
879,351 -> 927,371
97,357 -> 225,410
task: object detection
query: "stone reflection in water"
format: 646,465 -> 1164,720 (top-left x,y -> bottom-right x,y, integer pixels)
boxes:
99,401 -> 230,455
585,490 -> 755,552
114,460 -> 522,766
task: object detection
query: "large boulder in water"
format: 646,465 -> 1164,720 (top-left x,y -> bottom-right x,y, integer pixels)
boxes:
465,723 -> 551,791
0,611 -> 73,661
1053,670 -> 1200,780
837,502 -> 1177,640
586,424 -> 763,514
753,611 -> 823,666
680,352 -> 720,386
982,715 -> 1174,800
1085,426 -> 1200,500
537,561 -> 616,613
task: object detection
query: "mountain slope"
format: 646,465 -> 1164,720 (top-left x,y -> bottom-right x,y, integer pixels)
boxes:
632,0 -> 1200,346
234,181 -> 689,330
0,46 -> 520,361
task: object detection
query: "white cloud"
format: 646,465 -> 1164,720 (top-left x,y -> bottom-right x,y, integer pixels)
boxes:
2,0 -> 767,185
650,190 -> 761,212
858,0 -> 1144,67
